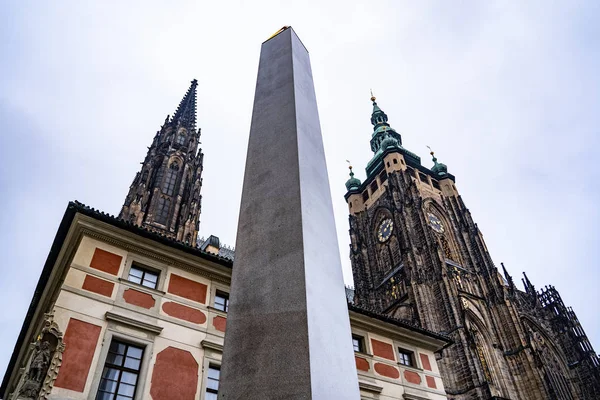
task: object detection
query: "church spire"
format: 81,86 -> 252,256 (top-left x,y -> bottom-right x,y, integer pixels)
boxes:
118,79 -> 204,245
369,92 -> 391,131
367,92 -> 403,154
172,79 -> 198,130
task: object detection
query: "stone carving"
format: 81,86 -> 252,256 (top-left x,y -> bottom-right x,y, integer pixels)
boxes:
12,312 -> 64,400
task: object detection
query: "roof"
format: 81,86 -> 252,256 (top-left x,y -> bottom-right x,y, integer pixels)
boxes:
0,201 -> 232,397
345,287 -> 451,346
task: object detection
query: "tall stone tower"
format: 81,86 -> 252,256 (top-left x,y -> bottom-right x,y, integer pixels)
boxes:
119,79 -> 203,245
345,95 -> 600,399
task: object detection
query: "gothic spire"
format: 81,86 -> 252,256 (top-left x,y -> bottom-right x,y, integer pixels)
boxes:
118,79 -> 204,245
501,262 -> 515,289
172,79 -> 198,130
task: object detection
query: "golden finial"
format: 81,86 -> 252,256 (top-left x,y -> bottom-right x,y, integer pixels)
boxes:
370,89 -> 376,102
346,159 -> 353,171
426,145 -> 434,156
267,26 -> 291,41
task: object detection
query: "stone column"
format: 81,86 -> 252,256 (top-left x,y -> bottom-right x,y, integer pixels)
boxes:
218,27 -> 360,399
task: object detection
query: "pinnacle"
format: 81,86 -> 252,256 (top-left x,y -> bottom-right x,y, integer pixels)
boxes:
172,79 -> 198,130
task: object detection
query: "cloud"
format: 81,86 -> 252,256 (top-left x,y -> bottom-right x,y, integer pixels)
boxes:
1,0 -> 599,380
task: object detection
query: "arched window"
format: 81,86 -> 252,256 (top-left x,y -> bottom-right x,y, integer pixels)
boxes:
162,163 -> 179,196
155,197 -> 170,225
176,133 -> 186,145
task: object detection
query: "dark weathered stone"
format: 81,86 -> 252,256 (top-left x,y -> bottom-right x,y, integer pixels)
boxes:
218,27 -> 360,399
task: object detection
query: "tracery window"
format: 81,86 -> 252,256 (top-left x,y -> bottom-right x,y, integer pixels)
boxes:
440,236 -> 454,260
162,163 -> 179,196
176,133 -> 186,145
155,197 -> 170,225
471,329 -> 493,384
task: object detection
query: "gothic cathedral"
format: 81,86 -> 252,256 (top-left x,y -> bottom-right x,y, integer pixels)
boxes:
119,80 -> 203,246
345,95 -> 600,399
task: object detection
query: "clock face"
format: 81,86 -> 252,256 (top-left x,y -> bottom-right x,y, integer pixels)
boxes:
427,213 -> 445,233
377,218 -> 394,242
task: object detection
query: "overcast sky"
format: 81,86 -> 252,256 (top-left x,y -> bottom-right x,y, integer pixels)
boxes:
1,0 -> 599,378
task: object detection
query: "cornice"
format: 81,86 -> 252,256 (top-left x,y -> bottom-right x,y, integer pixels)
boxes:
201,339 -> 224,353
105,312 -> 163,335
78,222 -> 231,285
358,381 -> 383,393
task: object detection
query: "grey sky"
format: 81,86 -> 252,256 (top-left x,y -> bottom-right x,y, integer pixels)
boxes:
1,0 -> 599,379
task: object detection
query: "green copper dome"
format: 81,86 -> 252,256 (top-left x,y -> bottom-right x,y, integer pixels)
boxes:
430,151 -> 448,177
345,167 -> 362,191
380,133 -> 399,150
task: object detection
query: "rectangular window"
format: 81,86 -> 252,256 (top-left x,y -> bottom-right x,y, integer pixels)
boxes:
406,167 -> 415,178
362,191 -> 369,202
431,179 -> 441,190
96,340 -> 144,400
370,180 -> 379,193
205,365 -> 220,400
379,171 -> 388,183
128,264 -> 159,289
352,335 -> 364,353
214,291 -> 229,312
398,348 -> 414,367
418,172 -> 429,184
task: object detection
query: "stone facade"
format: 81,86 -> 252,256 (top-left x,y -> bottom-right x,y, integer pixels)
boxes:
345,97 -> 600,399
0,204 -> 450,400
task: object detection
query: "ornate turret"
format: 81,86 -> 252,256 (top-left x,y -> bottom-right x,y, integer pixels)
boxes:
428,148 -> 448,177
118,80 -> 204,245
368,93 -> 402,153
345,165 -> 362,191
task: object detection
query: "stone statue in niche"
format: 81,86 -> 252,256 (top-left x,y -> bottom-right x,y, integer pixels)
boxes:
12,312 -> 64,400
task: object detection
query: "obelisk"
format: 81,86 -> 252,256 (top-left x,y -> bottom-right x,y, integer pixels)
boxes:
218,27 -> 360,399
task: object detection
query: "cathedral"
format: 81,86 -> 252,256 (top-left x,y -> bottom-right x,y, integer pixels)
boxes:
0,79 -> 598,400
344,94 -> 600,399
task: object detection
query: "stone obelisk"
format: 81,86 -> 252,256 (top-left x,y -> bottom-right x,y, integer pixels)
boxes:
218,27 -> 360,399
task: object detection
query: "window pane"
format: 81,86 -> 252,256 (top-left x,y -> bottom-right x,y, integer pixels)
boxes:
117,383 -> 136,397
207,378 -> 219,391
116,396 -> 133,400
352,338 -> 360,352
124,357 -> 141,370
128,275 -> 142,284
129,268 -> 143,278
99,378 -> 118,393
142,279 -> 157,289
208,367 -> 220,379
110,342 -> 127,355
106,354 -> 124,366
126,347 -> 143,359
120,371 -> 138,385
144,273 -> 158,283
97,391 -> 115,400
205,393 -> 218,400
102,367 -> 120,380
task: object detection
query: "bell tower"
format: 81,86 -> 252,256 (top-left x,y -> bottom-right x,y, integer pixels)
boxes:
345,95 -> 599,399
119,79 -> 203,245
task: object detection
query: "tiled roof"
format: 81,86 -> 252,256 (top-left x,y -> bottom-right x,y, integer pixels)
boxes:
71,201 -> 234,266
